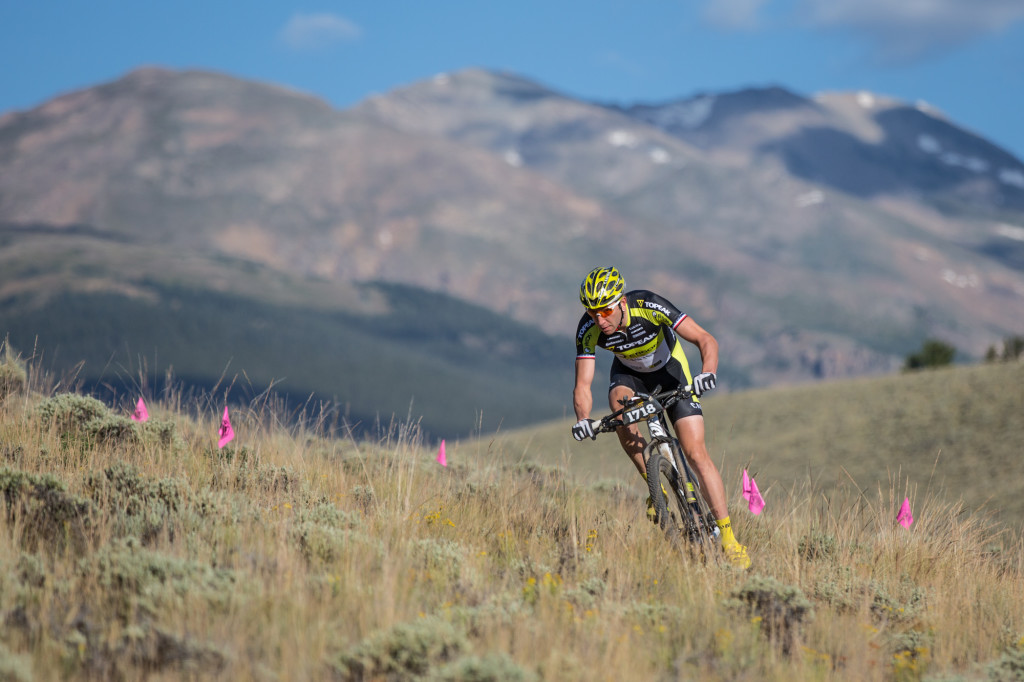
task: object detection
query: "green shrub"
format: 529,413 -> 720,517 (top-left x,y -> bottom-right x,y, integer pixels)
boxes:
869,580 -> 927,625
292,520 -> 377,567
985,335 -> 1024,363
80,536 -> 236,623
412,538 -> 466,582
332,617 -> 469,680
0,467 -> 94,553
729,575 -> 814,655
504,462 -> 565,492
84,463 -> 186,544
798,530 -> 838,561
811,568 -> 858,613
35,393 -> 110,432
298,502 -> 362,529
113,625 -> 228,678
16,552 -> 47,589
425,653 -> 538,682
0,342 -> 27,402
0,445 -> 23,464
61,620 -> 228,680
1004,336 -> 1024,361
624,601 -> 686,631
565,576 -> 607,611
0,642 -> 33,682
904,339 -> 956,371
294,523 -> 347,565
444,601 -> 525,636
988,643 -> 1024,681
34,393 -> 183,454
84,413 -> 141,447
139,418 -> 184,451
209,449 -> 300,495
349,485 -> 375,513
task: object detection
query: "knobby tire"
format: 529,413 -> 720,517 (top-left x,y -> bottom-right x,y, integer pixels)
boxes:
645,437 -> 720,563
646,446 -> 685,546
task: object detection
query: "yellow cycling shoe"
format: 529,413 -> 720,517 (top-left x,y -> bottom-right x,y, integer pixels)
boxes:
645,482 -> 670,524
723,541 -> 751,570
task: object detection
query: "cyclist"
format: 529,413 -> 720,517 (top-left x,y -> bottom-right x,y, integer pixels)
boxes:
571,266 -> 750,569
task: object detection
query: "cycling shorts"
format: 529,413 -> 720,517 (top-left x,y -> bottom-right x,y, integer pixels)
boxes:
608,357 -> 703,423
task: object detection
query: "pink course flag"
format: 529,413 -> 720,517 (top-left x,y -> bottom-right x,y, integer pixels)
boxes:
437,439 -> 447,467
218,406 -> 235,449
742,469 -> 766,515
130,397 -> 149,423
897,497 -> 914,528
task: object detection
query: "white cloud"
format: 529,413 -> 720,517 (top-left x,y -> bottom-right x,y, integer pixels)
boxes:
703,0 -> 771,30
280,13 -> 361,51
796,0 -> 1024,63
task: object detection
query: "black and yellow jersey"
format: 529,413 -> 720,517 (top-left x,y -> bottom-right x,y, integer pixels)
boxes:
575,290 -> 693,376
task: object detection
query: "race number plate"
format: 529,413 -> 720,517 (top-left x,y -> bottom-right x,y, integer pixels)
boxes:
622,400 -> 657,425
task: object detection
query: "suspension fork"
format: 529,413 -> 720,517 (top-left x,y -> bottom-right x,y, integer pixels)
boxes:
650,414 -> 703,505
648,415 -> 686,497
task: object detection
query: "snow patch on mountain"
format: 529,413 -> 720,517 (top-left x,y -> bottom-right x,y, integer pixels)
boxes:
943,269 -> 979,289
996,223 -> 1024,241
999,168 -> 1024,188
856,92 -> 875,109
917,134 -> 941,154
796,190 -> 825,208
641,96 -> 715,130
607,130 -> 639,148
649,147 -> 670,164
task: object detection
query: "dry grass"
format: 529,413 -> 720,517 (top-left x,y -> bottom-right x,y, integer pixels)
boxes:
489,360 -> 1024,530
0,359 -> 1022,680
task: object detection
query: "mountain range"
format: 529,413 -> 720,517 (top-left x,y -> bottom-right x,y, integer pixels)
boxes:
2,67 -> 1023,435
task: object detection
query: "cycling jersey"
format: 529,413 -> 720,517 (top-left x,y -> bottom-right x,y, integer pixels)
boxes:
575,290 -> 693,376
575,289 -> 700,421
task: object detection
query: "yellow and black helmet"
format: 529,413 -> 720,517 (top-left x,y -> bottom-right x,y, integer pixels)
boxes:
579,266 -> 625,309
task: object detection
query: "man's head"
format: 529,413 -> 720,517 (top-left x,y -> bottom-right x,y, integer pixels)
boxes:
580,266 -> 626,332
580,266 -> 624,309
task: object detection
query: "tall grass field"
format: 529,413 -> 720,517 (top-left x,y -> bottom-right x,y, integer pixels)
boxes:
0,348 -> 1022,681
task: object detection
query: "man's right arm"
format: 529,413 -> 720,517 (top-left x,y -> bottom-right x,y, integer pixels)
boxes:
573,357 -> 595,420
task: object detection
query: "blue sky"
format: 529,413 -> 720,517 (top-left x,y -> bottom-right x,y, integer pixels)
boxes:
3,1 -> 1024,159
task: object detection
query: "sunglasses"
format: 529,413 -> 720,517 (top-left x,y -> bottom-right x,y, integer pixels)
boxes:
591,303 -> 620,318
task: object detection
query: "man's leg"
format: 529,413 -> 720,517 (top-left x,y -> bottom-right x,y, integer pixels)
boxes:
609,385 -> 646,475
672,415 -> 727,518
673,415 -> 750,568
611,385 -> 666,522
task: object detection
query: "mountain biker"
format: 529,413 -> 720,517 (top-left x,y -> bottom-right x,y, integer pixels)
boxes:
571,266 -> 750,569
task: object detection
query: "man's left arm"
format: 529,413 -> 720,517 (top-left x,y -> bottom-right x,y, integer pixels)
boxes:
674,317 -> 719,395
674,317 -> 718,373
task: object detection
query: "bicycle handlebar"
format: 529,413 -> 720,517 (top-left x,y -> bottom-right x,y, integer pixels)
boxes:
593,383 -> 694,434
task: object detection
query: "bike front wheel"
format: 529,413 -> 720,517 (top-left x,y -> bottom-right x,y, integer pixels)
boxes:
645,438 -> 720,562
645,441 -> 688,546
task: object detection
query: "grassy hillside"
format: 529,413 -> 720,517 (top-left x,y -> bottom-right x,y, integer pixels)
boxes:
0,360 -> 1021,680
1,280 -> 573,439
485,361 -> 1024,529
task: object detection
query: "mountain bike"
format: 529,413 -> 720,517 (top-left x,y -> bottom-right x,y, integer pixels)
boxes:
591,384 -> 721,561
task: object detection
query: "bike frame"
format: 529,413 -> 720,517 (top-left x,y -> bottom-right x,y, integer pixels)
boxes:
646,412 -> 693,500
595,385 -> 720,556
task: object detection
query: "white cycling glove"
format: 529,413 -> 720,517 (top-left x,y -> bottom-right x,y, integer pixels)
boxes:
572,418 -> 598,441
692,372 -> 717,397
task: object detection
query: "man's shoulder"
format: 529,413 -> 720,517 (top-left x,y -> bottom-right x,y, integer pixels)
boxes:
627,290 -> 682,318
626,289 -> 657,300
626,289 -> 672,306
575,312 -> 595,335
